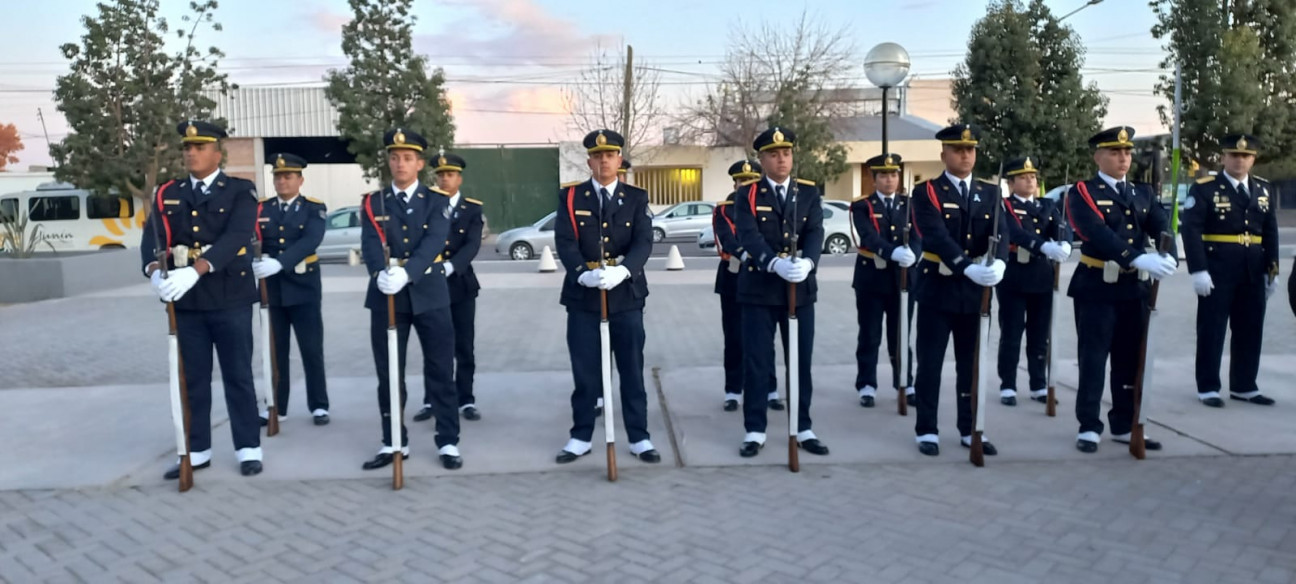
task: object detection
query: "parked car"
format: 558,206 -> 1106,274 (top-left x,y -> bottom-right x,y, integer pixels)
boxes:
696,202 -> 853,256
0,182 -> 140,251
318,205 -> 361,261
825,200 -> 850,212
495,211 -> 557,260
651,201 -> 715,243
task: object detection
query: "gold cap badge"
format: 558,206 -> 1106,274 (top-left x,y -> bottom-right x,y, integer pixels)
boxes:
1238,136 -> 1249,150
1024,157 -> 1034,170
961,127 -> 972,141
884,155 -> 894,166
275,155 -> 286,169
394,129 -> 406,145
741,162 -> 752,174
185,124 -> 198,138
1117,128 -> 1129,143
595,131 -> 607,146
772,128 -> 785,144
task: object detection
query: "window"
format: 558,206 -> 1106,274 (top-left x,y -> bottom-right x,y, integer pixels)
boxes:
539,216 -> 556,231
87,195 -> 133,219
0,198 -> 16,221
28,195 -> 80,221
636,167 -> 703,206
822,206 -> 835,219
327,210 -> 357,230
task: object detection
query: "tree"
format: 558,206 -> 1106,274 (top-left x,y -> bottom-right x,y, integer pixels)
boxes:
952,0 -> 1107,186
0,123 -> 22,170
562,45 -> 665,165
325,0 -> 455,183
1152,0 -> 1296,174
52,0 -> 232,202
678,11 -> 855,184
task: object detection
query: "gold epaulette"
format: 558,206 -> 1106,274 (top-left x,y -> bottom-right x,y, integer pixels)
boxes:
560,180 -> 584,188
429,186 -> 451,196
304,196 -> 325,205
977,178 -> 998,185
464,197 -> 483,205
794,178 -> 815,186
259,196 -> 274,204
852,195 -> 867,202
1196,176 -> 1215,184
716,200 -> 733,206
739,178 -> 760,187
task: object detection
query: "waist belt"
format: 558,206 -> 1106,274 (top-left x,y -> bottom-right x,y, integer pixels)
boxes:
857,248 -> 876,259
859,248 -> 890,269
585,257 -> 622,270
1079,254 -> 1136,273
171,244 -> 248,268
1079,253 -> 1149,283
921,251 -> 955,276
1202,233 -> 1262,246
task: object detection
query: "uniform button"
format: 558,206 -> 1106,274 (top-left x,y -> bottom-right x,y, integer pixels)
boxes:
603,237 -> 610,242
445,240 -> 450,245
403,238 -> 409,243
459,229 -> 465,233
890,226 -> 896,230
279,238 -> 285,243
1127,239 -> 1134,244
784,232 -> 789,237
966,234 -> 971,239
603,222 -> 608,228
1126,224 -> 1133,229
240,272 -> 245,276
279,226 -> 284,231
192,226 -> 199,232
605,253 -> 611,258
190,211 -> 198,216
625,222 -> 630,227
1035,229 -> 1041,234
219,208 -> 224,213
1125,210 -> 1131,216
403,226 -> 408,231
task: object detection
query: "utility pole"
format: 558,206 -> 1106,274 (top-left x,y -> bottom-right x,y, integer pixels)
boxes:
621,45 -> 633,157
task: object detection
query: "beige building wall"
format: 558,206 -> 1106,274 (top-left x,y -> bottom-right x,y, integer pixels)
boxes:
907,78 -> 957,127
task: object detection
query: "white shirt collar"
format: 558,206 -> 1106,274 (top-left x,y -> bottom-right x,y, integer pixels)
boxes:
448,191 -> 461,208
593,177 -> 619,196
766,175 -> 791,193
392,180 -> 419,198
1097,171 -> 1125,192
277,194 -> 299,208
943,170 -> 971,191
1011,194 -> 1034,204
190,169 -> 221,192
875,190 -> 895,202
1223,172 -> 1248,190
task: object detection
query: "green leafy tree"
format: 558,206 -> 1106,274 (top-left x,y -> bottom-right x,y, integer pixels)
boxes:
324,0 -> 455,184
766,79 -> 848,185
952,0 -> 1107,186
52,0 -> 232,202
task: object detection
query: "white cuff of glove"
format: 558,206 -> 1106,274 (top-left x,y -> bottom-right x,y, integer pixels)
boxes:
598,265 -> 631,290
252,258 -> 282,279
443,262 -> 455,277
890,247 -> 917,267
578,269 -> 602,288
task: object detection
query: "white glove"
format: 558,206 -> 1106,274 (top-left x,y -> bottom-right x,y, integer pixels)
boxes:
771,257 -> 796,282
986,259 -> 1006,286
252,258 -> 282,279
890,247 -> 917,268
1131,253 -> 1176,280
443,262 -> 455,277
578,269 -> 602,288
1040,241 -> 1069,263
1191,271 -> 1214,297
598,265 -> 631,290
158,267 -> 200,302
1058,242 -> 1073,258
149,269 -> 166,300
377,266 -> 409,295
1265,275 -> 1279,299
964,264 -> 993,286
788,257 -> 813,283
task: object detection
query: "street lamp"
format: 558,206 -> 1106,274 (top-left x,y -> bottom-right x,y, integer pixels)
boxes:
864,42 -> 911,157
1059,0 -> 1104,22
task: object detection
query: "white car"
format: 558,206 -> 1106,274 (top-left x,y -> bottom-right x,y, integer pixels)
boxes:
697,202 -> 853,255
651,201 -> 715,243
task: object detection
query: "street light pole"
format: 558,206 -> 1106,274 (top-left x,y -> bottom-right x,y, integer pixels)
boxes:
1059,0 -> 1104,22
864,43 -> 912,157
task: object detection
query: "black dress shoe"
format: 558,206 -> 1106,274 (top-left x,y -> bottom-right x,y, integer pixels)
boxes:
723,399 -> 738,412
259,416 -> 268,427
906,394 -> 917,407
362,451 -> 408,470
1030,394 -> 1057,405
462,406 -> 481,421
768,399 -> 785,411
739,441 -> 763,458
555,449 -> 589,464
1076,439 -> 1098,453
413,406 -> 434,422
313,414 -> 330,426
799,439 -> 829,455
1200,397 -> 1225,408
1113,435 -> 1163,451
636,449 -> 662,463
1001,395 -> 1017,406
594,405 -> 603,418
441,455 -> 463,470
240,461 -> 263,476
961,439 -> 998,455
859,395 -> 875,408
917,442 -> 939,456
1231,394 -> 1276,406
163,459 -> 211,480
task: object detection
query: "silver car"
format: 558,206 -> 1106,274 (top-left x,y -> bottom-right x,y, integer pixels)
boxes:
318,205 -> 362,261
495,211 -> 557,260
696,202 -> 853,255
651,201 -> 715,243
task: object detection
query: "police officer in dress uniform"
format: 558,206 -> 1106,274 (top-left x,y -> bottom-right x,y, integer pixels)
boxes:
553,129 -> 662,465
1181,134 -> 1281,408
253,153 -> 330,426
852,153 -> 920,408
910,124 -> 1009,457
359,128 -> 463,471
1067,126 -> 1178,453
734,126 -> 830,458
142,120 -> 264,477
997,156 -> 1072,406
413,151 -> 485,422
618,159 -> 633,185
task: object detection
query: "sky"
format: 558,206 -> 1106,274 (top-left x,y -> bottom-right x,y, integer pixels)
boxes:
0,0 -> 1169,169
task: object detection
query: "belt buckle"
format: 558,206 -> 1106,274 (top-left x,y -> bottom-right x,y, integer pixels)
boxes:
1240,233 -> 1252,246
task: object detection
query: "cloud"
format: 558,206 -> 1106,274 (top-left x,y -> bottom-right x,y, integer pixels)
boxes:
415,0 -> 616,66
306,7 -> 350,35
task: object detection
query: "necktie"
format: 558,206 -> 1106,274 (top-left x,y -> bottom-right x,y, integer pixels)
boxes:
958,181 -> 968,201
1238,182 -> 1249,198
599,187 -> 611,217
776,185 -> 786,204
1115,181 -> 1127,199
397,191 -> 408,205
196,181 -> 207,196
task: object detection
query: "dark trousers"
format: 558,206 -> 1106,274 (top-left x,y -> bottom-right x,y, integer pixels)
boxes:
913,308 -> 979,438
428,297 -> 478,407
1073,298 -> 1144,436
741,304 -> 814,434
996,288 -> 1051,392
269,302 -> 328,415
855,291 -> 916,390
720,292 -> 743,396
175,305 -> 259,453
567,308 -> 650,444
369,307 -> 458,448
1195,274 -> 1266,394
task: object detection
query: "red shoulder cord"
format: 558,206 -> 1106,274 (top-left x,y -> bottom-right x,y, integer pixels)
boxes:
154,180 -> 176,253
363,192 -> 387,246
